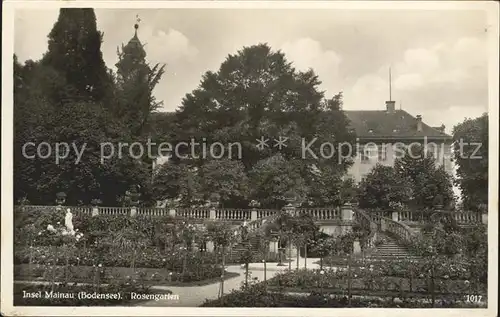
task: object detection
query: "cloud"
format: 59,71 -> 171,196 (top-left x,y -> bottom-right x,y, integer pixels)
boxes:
394,73 -> 424,90
144,27 -> 199,64
280,38 -> 342,96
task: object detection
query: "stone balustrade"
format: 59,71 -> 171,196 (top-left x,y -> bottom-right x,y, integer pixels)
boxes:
176,208 -> 211,219
98,206 -> 130,216
384,209 -> 486,225
368,213 -> 414,244
297,207 -> 341,220
215,209 -> 250,221
352,207 -> 378,251
16,205 -> 485,227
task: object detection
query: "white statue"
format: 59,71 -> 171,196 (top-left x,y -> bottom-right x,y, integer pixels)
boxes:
64,208 -> 75,235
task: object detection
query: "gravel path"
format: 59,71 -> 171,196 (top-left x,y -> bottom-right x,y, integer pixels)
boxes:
140,257 -> 321,307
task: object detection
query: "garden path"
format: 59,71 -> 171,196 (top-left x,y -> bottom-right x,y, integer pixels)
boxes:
141,257 -> 322,307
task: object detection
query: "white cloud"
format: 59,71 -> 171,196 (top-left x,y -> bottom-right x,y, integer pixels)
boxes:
280,38 -> 342,95
124,26 -> 199,66
394,73 -> 424,90
401,48 -> 440,73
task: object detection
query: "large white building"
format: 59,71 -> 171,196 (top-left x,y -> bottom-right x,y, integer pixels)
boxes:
344,100 -> 453,183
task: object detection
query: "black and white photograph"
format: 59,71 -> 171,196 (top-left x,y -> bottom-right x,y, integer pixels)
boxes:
1,1 -> 498,316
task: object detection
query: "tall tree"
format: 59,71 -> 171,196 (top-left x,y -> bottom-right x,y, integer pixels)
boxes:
394,144 -> 454,209
175,44 -> 355,170
358,164 -> 413,210
199,159 -> 249,207
248,153 -> 308,209
452,114 -> 488,212
42,8 -> 113,104
170,44 -> 355,207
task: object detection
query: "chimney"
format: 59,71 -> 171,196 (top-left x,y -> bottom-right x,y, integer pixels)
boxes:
432,124 -> 446,133
416,115 -> 423,132
386,100 -> 396,113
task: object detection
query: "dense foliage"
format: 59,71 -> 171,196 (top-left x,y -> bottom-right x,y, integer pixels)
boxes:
153,44 -> 357,208
394,144 -> 455,210
14,8 -> 163,206
201,283 -> 485,307
452,113 -> 488,212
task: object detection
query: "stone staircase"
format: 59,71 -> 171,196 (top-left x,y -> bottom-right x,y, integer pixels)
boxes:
367,233 -> 417,259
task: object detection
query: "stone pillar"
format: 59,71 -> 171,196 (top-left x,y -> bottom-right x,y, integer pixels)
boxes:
341,203 -> 354,235
353,239 -> 362,255
380,217 -> 386,231
269,240 -> 278,254
283,203 -> 296,216
206,241 -> 215,253
341,203 -> 353,221
209,207 -> 216,220
392,211 -> 399,222
289,244 -> 298,258
91,206 -> 99,217
251,208 -> 258,221
130,206 -> 137,217
168,208 -> 176,218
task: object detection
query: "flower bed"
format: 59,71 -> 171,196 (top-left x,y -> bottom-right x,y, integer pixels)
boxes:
14,208 -> 246,288
266,268 -> 486,295
200,284 -> 486,307
15,263 -> 239,287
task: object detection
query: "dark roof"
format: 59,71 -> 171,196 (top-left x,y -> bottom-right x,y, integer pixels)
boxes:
344,110 -> 451,139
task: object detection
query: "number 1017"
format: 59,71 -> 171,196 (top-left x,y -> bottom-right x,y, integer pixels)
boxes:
465,295 -> 483,303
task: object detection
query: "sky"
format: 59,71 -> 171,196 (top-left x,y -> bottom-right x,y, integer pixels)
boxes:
14,7 -> 490,134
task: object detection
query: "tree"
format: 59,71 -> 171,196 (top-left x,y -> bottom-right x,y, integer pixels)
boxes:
152,162 -> 203,207
394,144 -> 454,209
200,159 -> 249,207
206,222 -> 237,299
42,8 -> 113,104
358,164 -> 413,210
14,58 -> 59,203
174,44 -> 355,206
307,165 -> 357,207
249,154 -> 308,209
452,114 -> 488,212
289,213 -> 318,269
14,10 -> 165,206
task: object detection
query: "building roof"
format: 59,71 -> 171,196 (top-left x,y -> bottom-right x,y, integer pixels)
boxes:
344,109 -> 451,139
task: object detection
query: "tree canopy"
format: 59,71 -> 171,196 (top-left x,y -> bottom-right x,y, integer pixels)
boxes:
153,44 -> 356,208
452,113 -> 488,212
14,8 -> 163,206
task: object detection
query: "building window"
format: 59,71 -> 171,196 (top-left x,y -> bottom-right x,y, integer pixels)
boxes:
360,144 -> 377,163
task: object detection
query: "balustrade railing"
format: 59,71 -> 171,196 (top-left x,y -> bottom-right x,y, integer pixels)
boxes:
397,210 -> 482,224
176,208 -> 210,219
98,207 -> 129,216
215,209 -> 249,221
368,213 -> 414,244
136,208 -> 169,217
352,207 -> 378,250
15,205 -> 93,215
257,209 -> 278,219
297,208 -> 341,220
